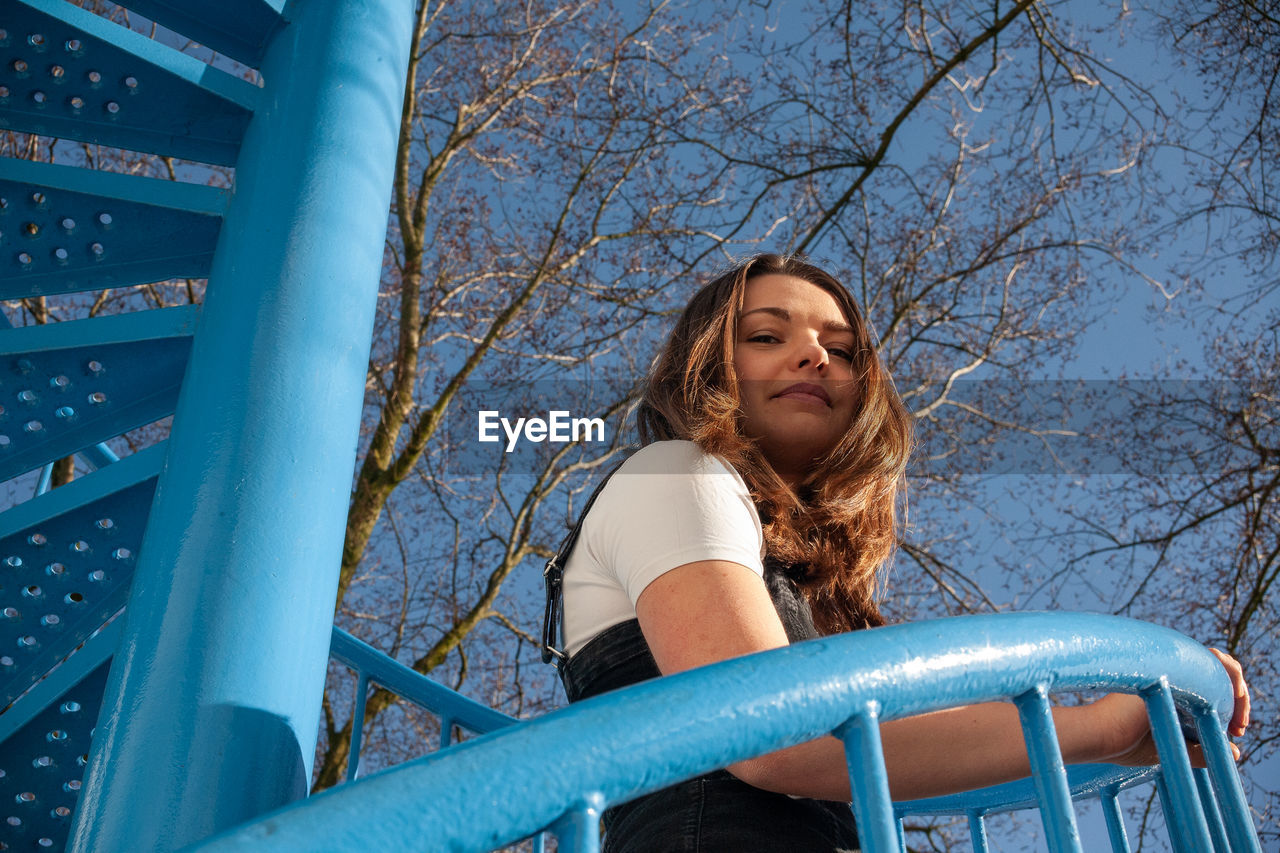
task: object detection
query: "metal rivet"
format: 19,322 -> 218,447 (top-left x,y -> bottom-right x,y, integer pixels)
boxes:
60,217 -> 74,231
68,95 -> 83,110
49,65 -> 63,79
0,85 -> 9,98
31,756 -> 51,768
12,59 -> 28,73
112,547 -> 131,560
123,76 -> 138,89
88,391 -> 107,405
59,702 -> 80,714
46,562 -> 65,576
17,252 -> 32,265
86,70 -> 101,84
104,100 -> 119,115
24,420 -> 42,433
71,541 -> 89,553
28,533 -> 46,546
88,570 -> 105,582
23,222 -> 38,236
28,33 -> 45,47
40,614 -> 59,627
89,242 -> 104,257
96,518 -> 113,530
30,91 -> 46,105
1,608 -> 17,619
55,406 -> 74,419
97,212 -> 112,227
17,390 -> 36,403
5,556 -> 21,568
65,39 -> 81,53
22,585 -> 41,598
49,375 -> 69,389
64,780 -> 81,792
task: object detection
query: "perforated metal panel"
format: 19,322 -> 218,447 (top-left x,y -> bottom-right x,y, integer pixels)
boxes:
0,649 -> 110,852
0,309 -> 194,483
0,445 -> 161,709
0,0 -> 258,165
0,159 -> 227,299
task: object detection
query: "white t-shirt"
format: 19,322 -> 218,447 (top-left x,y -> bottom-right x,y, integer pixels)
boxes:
562,440 -> 766,656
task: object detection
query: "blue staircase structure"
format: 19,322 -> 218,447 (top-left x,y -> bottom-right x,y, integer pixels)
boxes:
0,2 -> 1263,852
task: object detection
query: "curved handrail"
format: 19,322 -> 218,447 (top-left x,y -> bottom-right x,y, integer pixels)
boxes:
184,612 -> 1250,853
328,628 -> 517,737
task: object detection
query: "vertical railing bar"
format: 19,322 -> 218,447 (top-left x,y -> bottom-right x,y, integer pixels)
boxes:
1013,685 -> 1082,853
550,792 -> 604,853
346,671 -> 370,784
968,811 -> 990,853
531,831 -> 546,853
834,702 -> 898,853
895,816 -> 906,852
1099,789 -> 1130,853
1142,680 -> 1213,852
1154,772 -> 1190,853
439,716 -> 454,749
1194,767 -> 1230,853
35,463 -> 54,496
1195,707 -> 1263,853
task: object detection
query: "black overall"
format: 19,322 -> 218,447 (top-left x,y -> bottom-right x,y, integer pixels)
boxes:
543,468 -> 861,852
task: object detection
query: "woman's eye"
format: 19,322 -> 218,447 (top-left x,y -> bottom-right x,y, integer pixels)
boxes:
826,346 -> 854,361
747,333 -> 780,344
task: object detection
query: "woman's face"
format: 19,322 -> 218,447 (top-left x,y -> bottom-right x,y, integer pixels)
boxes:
733,273 -> 859,485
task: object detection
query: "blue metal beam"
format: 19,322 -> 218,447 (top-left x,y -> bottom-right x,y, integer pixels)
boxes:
66,0 -> 413,849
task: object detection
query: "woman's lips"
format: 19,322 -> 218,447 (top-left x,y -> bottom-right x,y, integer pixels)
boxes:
773,383 -> 831,406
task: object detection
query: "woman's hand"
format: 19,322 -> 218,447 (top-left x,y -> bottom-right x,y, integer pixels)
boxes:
1093,647 -> 1250,767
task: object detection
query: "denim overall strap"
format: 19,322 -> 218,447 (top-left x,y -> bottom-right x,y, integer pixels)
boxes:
541,456 -> 631,666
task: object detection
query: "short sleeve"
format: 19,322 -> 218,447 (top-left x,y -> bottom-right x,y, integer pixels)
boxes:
586,441 -> 765,605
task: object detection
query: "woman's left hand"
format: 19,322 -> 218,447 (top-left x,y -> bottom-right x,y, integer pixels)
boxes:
1095,647 -> 1250,767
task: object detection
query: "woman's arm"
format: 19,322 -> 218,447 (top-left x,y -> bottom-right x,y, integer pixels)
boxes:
635,561 -> 1249,802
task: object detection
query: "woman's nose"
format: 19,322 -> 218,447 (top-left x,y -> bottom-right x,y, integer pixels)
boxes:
794,338 -> 828,371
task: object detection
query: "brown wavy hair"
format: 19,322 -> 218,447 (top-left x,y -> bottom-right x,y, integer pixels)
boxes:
636,253 -> 912,632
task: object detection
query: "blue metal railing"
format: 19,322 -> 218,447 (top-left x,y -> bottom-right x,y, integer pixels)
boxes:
187,612 -> 1259,853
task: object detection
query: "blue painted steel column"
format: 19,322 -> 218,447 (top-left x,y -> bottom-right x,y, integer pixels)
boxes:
66,2 -> 412,851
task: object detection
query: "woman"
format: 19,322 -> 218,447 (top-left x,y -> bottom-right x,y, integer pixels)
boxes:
543,253 -> 1250,852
